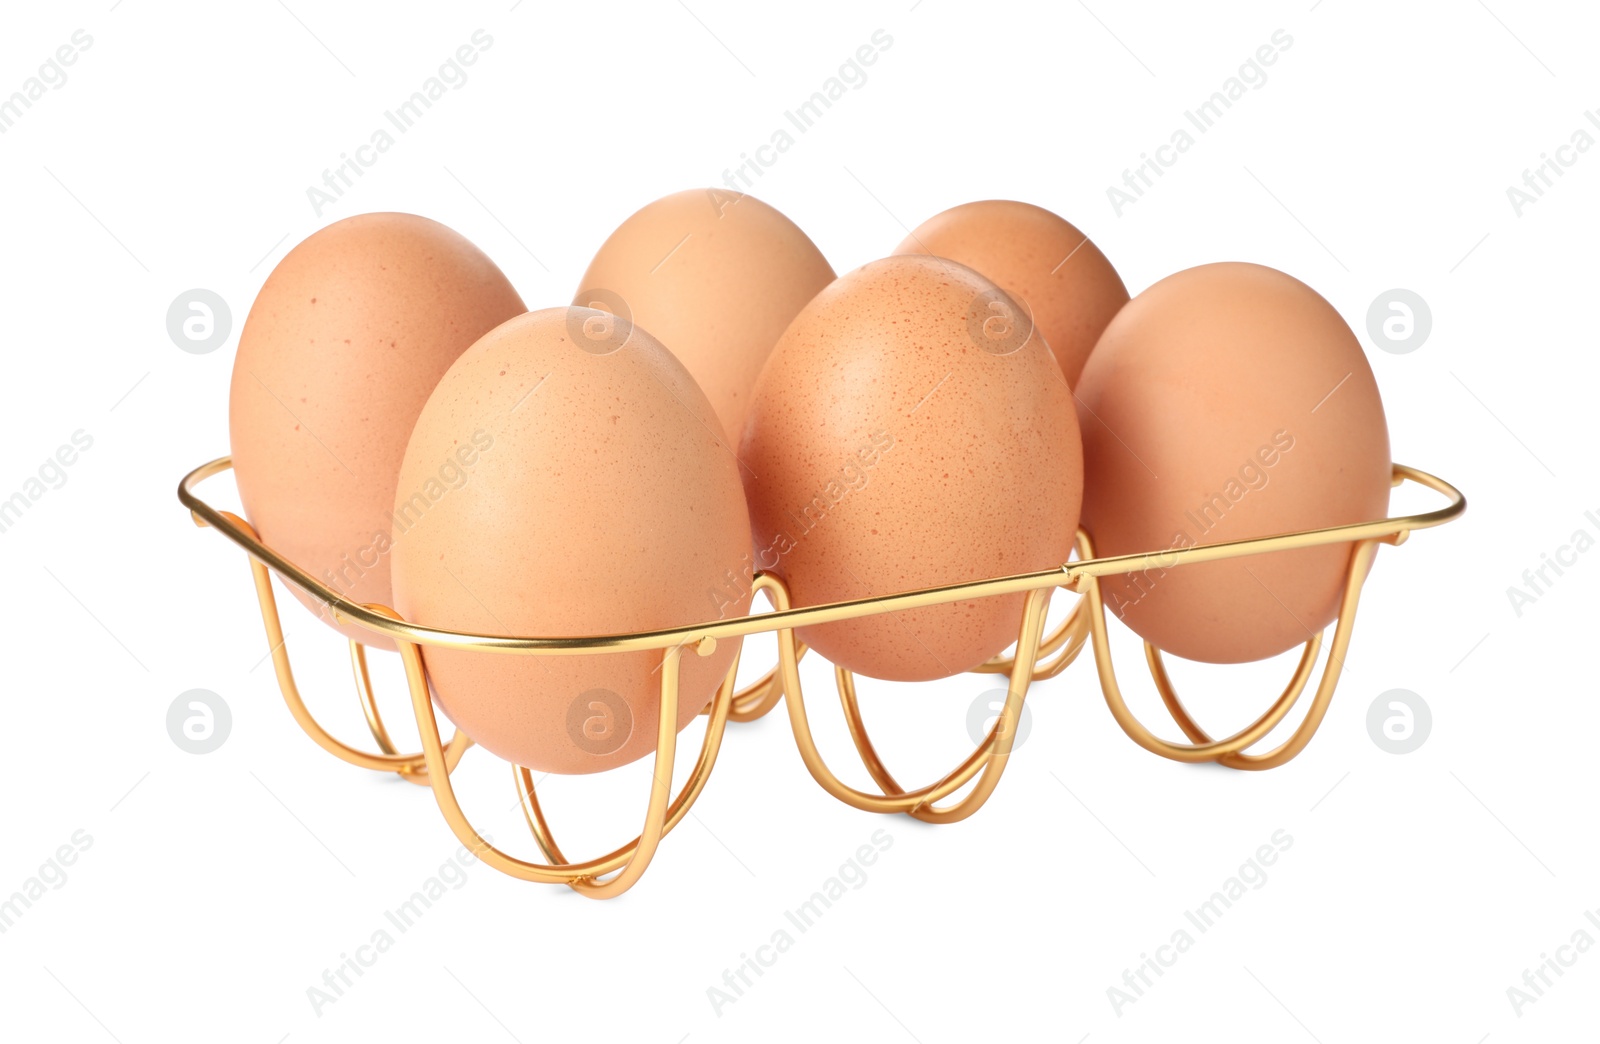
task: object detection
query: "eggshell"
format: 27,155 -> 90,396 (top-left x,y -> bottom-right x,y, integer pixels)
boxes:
894,200 -> 1127,387
575,189 -> 835,446
1075,262 -> 1391,664
740,254 -> 1083,682
229,213 -> 525,648
389,308 -> 753,774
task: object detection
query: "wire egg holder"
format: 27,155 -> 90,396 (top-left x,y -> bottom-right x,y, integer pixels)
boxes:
179,457 -> 1463,897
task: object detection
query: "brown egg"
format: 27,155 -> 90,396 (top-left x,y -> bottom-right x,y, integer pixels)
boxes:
894,200 -> 1128,387
1076,262 -> 1391,664
389,308 -> 752,774
575,189 -> 835,446
740,254 -> 1083,682
229,213 -> 525,648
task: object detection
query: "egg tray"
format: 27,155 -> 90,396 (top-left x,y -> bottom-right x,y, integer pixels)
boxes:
178,456 -> 1463,898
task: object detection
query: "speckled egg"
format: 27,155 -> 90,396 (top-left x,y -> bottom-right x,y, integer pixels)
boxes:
895,200 -> 1128,387
389,308 -> 753,774
740,254 -> 1083,681
229,213 -> 526,648
575,189 -> 835,446
1076,262 -> 1392,663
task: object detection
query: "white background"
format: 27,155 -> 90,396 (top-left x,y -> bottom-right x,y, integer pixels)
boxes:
1,0 -> 1594,1040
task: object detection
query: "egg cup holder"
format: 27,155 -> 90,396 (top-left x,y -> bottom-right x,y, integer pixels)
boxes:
179,457 -> 1463,897
1066,464 -> 1463,767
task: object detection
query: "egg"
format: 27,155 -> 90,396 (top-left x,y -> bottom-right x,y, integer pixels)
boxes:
894,200 -> 1128,387
575,189 -> 835,446
1075,262 -> 1391,664
229,213 -> 526,648
740,254 -> 1083,682
389,308 -> 753,774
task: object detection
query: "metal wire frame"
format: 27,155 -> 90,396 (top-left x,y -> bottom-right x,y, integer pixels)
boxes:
178,457 -> 1463,895
1076,464 -> 1453,768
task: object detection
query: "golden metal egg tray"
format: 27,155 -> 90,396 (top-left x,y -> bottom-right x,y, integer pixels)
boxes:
178,457 -> 1464,897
